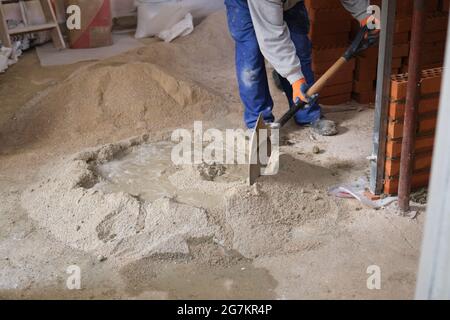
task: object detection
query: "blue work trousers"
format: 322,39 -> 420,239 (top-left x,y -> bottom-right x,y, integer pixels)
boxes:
225,0 -> 321,128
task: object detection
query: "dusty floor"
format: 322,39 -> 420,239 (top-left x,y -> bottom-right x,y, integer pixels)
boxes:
0,13 -> 424,299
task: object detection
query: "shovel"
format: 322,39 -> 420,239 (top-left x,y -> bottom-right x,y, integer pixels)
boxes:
248,25 -> 378,185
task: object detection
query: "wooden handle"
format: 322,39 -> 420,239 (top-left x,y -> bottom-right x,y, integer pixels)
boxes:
307,57 -> 347,97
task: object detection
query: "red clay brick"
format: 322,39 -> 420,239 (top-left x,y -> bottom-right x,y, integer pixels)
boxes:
396,0 -> 413,17
310,20 -> 351,37
312,45 -> 347,63
320,82 -> 353,98
390,74 -> 408,100
395,17 -> 412,33
308,7 -> 352,23
385,153 -> 433,176
421,68 -> 443,94
353,80 -> 374,93
390,68 -> 443,100
388,95 -> 441,119
421,43 -> 446,66
320,93 -> 351,105
392,43 -> 410,58
424,30 -> 448,43
391,68 -> 401,75
364,191 -> 381,201
392,57 -> 403,69
312,33 -> 350,47
426,12 -> 449,32
354,56 -> 377,82
305,0 -> 341,9
384,171 -> 431,195
355,68 -> 377,82
415,134 -> 436,151
313,59 -> 355,75
386,135 -> 435,158
394,32 -> 410,45
427,0 -> 440,12
418,117 -> 438,132
422,63 -> 445,70
314,68 -> 354,86
352,91 -> 375,104
387,115 -> 438,139
358,47 -> 378,60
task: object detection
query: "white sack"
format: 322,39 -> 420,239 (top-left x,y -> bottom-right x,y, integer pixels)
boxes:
135,0 -> 224,39
158,13 -> 194,42
0,47 -> 14,73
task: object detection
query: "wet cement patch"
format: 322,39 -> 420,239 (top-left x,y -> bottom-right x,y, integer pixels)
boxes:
93,140 -> 246,209
120,239 -> 277,299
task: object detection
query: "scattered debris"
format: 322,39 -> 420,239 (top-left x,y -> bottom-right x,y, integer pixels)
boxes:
251,182 -> 262,196
364,190 -> 382,201
97,255 -> 107,262
407,211 -> 419,220
0,46 -> 17,73
197,162 -> 226,181
411,188 -> 428,205
313,194 -> 322,201
329,177 -> 397,209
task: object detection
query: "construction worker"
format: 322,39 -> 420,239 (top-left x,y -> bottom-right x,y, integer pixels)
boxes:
225,0 -> 375,135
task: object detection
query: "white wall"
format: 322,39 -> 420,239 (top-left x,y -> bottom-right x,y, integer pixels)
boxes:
415,16 -> 450,300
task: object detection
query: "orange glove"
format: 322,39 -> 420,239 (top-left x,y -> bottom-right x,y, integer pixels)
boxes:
292,78 -> 309,104
360,15 -> 381,38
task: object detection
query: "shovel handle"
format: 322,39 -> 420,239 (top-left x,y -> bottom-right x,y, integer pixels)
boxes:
275,26 -> 377,129
277,57 -> 347,128
306,57 -> 347,97
277,100 -> 305,127
306,26 -> 373,97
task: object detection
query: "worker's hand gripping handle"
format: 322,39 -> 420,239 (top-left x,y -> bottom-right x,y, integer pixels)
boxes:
277,55 -> 347,128
276,25 -> 378,128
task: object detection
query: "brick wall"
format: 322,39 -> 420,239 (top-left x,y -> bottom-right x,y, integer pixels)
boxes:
305,0 -> 354,104
384,67 -> 443,195
306,1 -> 448,194
351,0 -> 448,104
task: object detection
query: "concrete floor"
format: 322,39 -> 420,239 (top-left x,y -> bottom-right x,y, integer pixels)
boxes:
0,19 -> 425,298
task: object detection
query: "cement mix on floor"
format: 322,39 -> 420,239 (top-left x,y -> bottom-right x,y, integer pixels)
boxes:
0,12 -> 424,299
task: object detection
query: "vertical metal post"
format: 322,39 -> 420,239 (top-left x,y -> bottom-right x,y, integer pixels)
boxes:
398,0 -> 426,213
416,14 -> 450,300
370,0 -> 397,194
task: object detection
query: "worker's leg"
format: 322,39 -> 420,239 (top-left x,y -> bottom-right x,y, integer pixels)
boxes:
278,1 -> 322,125
224,0 -> 274,129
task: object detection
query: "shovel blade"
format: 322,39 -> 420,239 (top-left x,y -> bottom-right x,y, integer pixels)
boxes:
248,113 -> 271,185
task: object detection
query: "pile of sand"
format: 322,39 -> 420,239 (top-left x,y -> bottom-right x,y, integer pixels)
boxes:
1,12 -> 234,151
3,61 -> 224,148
